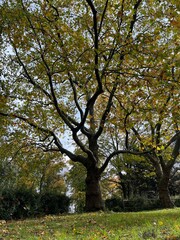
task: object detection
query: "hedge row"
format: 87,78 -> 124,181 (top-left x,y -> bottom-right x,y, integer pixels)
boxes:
0,188 -> 70,220
105,197 -> 180,212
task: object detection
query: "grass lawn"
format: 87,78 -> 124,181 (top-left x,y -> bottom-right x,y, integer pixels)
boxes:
0,208 -> 180,239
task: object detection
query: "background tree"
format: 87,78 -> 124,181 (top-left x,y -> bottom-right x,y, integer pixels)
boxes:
111,58 -> 179,207
101,0 -> 180,207
169,164 -> 180,196
0,0 -> 179,211
111,154 -> 157,200
0,130 -> 66,194
67,162 -> 86,213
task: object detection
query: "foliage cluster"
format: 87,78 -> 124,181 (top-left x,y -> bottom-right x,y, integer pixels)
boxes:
0,136 -> 66,194
0,188 -> 70,220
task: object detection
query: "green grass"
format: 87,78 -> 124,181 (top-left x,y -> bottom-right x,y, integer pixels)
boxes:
1,208 -> 180,239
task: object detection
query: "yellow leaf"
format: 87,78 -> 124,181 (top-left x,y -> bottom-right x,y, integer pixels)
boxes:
161,145 -> 165,150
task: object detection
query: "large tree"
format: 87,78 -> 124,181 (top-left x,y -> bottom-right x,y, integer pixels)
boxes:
109,34 -> 180,207
0,0 -> 179,210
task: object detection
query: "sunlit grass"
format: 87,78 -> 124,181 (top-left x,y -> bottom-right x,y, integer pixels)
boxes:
1,208 -> 180,239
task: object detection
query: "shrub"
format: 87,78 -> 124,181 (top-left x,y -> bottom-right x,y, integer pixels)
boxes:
174,198 -> 180,207
13,188 -> 38,219
124,198 -> 161,211
40,192 -> 70,215
0,188 -> 70,220
0,188 -> 38,220
105,197 -> 161,212
0,189 -> 17,220
105,198 -> 124,212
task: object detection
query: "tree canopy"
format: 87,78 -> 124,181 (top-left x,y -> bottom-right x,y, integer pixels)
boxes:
0,0 -> 179,211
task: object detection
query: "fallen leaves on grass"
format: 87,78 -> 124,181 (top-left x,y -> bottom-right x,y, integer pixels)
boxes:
0,221 -> 6,225
165,236 -> 180,240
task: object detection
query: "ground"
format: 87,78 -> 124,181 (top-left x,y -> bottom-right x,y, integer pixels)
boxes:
0,208 -> 180,239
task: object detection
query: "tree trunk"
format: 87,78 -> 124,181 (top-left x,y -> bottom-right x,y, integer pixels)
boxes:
158,176 -> 174,208
85,167 -> 104,212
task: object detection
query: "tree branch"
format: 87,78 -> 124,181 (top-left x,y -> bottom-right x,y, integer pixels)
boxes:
12,46 -> 52,100
0,111 -> 87,166
68,72 -> 84,121
165,131 -> 180,150
0,111 -> 52,135
52,133 -> 87,166
86,0 -> 102,91
100,149 -> 152,174
21,1 -> 77,131
127,0 -> 142,37
95,81 -> 118,139
155,122 -> 161,146
132,127 -> 144,149
75,86 -> 103,132
98,0 -> 109,35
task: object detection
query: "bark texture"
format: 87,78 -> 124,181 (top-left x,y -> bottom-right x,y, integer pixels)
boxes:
85,167 -> 104,211
158,175 -> 174,208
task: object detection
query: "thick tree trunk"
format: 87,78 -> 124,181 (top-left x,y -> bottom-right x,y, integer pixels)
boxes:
158,177 -> 174,208
85,167 -> 104,212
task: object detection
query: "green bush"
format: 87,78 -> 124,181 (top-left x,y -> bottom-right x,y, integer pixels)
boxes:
0,189 -> 17,220
174,198 -> 180,207
105,198 -> 124,212
124,198 -> 161,211
0,188 -> 38,220
13,188 -> 39,219
0,188 -> 70,220
105,197 -> 161,212
40,192 -> 70,215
